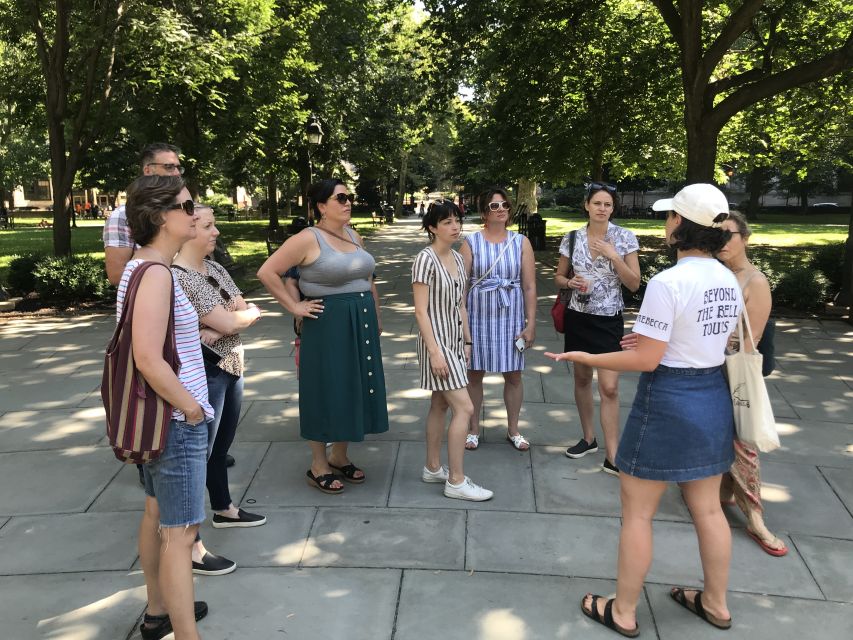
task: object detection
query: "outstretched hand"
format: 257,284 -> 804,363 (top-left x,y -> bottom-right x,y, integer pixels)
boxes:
544,350 -> 585,363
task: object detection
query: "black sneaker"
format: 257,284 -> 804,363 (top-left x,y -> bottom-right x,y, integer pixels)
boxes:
226,454 -> 236,468
212,508 -> 267,529
192,551 -> 236,576
602,459 -> 620,476
140,601 -> 208,640
565,438 -> 598,459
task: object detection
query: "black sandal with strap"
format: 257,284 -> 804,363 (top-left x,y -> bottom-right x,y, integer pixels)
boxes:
306,470 -> 344,494
670,587 -> 732,630
329,462 -> 365,484
580,594 -> 640,638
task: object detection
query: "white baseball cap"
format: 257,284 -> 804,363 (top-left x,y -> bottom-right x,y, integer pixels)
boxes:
651,183 -> 729,228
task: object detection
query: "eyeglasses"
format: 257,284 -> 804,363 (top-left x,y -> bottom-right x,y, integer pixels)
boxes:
328,193 -> 355,204
206,274 -> 231,302
587,182 -> 617,194
170,199 -> 195,216
147,162 -> 185,175
487,201 -> 511,211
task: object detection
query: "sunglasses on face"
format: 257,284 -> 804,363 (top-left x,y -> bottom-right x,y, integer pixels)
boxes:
587,182 -> 617,194
171,199 -> 195,216
328,193 -> 355,205
487,201 -> 511,211
206,274 -> 231,302
147,162 -> 185,175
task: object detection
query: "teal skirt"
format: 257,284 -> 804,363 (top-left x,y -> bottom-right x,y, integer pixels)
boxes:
298,291 -> 389,442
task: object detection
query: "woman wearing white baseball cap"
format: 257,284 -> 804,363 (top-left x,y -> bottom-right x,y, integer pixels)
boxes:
546,183 -> 742,636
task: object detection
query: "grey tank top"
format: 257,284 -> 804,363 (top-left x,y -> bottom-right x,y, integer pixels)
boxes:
299,227 -> 375,297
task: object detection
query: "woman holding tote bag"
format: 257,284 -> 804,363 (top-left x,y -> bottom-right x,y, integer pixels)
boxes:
716,210 -> 787,557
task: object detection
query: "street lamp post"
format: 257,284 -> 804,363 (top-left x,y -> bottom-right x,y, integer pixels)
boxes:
305,115 -> 323,224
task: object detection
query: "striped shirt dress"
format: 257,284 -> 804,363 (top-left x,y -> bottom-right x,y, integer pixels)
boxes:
466,231 -> 525,372
412,247 -> 469,391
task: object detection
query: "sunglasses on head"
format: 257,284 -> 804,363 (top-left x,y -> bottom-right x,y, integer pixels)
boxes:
206,274 -> 231,302
328,193 -> 355,205
172,199 -> 195,216
487,201 -> 511,211
587,182 -> 617,195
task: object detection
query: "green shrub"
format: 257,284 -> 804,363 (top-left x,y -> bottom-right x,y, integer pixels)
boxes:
32,255 -> 112,302
774,268 -> 829,310
6,253 -> 45,295
809,242 -> 845,290
748,254 -> 781,292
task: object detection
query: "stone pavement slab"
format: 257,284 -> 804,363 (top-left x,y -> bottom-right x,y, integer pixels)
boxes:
180,568 -> 400,640
302,506 -> 465,569
395,572 -> 653,640
644,520 -> 821,599
0,446 -> 119,516
0,406 -> 105,452
648,588 -> 853,639
0,512 -> 138,574
530,446 -> 693,521
196,507 -> 316,568
234,399 -> 301,441
0,572 -> 147,640
246,441 -> 398,507
768,419 -> 853,468
388,441 -> 535,512
791,534 -> 853,602
819,466 -> 853,514
466,511 -> 620,578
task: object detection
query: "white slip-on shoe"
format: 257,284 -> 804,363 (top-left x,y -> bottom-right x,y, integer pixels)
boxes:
422,465 -> 449,483
444,476 -> 494,502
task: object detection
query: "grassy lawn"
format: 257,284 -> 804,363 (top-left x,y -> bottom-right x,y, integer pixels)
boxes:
537,209 -> 850,247
0,214 -> 382,293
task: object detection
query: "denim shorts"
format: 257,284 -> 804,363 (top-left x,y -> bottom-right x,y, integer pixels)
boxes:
616,365 -> 734,482
143,419 -> 208,528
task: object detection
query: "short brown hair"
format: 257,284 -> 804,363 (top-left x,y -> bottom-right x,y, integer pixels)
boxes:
478,187 -> 514,227
726,209 -> 751,239
140,143 -> 181,169
125,175 -> 185,246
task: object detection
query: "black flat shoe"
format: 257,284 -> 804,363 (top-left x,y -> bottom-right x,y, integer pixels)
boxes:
140,601 -> 208,640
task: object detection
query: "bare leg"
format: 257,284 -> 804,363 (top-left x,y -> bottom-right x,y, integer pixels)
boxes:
328,441 -> 364,481
607,474 -> 668,628
466,370 -> 485,442
158,524 -> 201,640
139,496 -> 165,616
572,362 -> 596,444
596,368 -> 620,463
443,388 -> 475,485
425,391 -> 449,471
309,441 -> 343,490
680,475 -> 732,621
503,370 -> 524,436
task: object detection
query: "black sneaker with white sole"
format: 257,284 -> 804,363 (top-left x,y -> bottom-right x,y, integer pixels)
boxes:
212,508 -> 267,529
192,551 -> 236,576
140,601 -> 208,640
565,438 -> 598,458
602,458 -> 620,476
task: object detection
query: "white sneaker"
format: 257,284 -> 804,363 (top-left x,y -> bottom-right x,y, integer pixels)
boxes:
422,465 -> 449,483
444,476 -> 494,501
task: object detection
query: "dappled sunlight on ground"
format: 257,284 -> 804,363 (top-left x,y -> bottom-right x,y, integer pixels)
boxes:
477,608 -> 529,640
37,586 -> 144,640
761,483 -> 792,503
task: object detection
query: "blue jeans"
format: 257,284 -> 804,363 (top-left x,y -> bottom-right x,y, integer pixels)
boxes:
143,419 -> 208,527
205,364 -> 244,511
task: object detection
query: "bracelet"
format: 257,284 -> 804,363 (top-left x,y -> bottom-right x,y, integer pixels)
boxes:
464,341 -> 473,345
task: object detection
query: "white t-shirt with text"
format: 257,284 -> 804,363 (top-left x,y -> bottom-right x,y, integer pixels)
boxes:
632,257 -> 742,368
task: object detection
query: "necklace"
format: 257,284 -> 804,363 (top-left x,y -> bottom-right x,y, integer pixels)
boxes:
316,224 -> 360,247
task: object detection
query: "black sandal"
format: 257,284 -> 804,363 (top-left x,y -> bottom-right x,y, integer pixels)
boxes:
329,462 -> 365,484
670,587 -> 732,630
306,470 -> 344,494
580,594 -> 640,638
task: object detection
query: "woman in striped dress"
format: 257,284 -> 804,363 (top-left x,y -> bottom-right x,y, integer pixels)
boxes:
461,187 -> 537,451
413,201 -> 493,501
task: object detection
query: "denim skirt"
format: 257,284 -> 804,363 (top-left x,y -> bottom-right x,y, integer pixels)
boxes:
616,365 -> 734,482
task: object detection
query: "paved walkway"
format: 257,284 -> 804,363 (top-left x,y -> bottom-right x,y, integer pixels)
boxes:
1,218 -> 852,639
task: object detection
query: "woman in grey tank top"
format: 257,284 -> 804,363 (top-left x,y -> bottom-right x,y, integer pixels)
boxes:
257,179 -> 389,494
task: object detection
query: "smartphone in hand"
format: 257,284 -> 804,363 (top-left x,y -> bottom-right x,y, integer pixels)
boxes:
514,337 -> 526,353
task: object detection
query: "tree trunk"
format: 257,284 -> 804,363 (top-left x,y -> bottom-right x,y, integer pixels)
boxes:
395,152 -> 408,220
46,115 -> 72,255
684,117 -> 720,183
516,178 -> 538,214
266,172 -> 279,229
746,166 -> 764,220
282,173 -> 292,217
834,193 -> 853,307
798,183 -> 809,213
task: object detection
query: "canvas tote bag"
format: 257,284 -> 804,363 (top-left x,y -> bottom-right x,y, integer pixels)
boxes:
725,305 -> 780,452
102,262 -> 180,464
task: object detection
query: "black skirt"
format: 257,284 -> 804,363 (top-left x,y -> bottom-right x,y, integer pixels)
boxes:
563,308 -> 624,354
